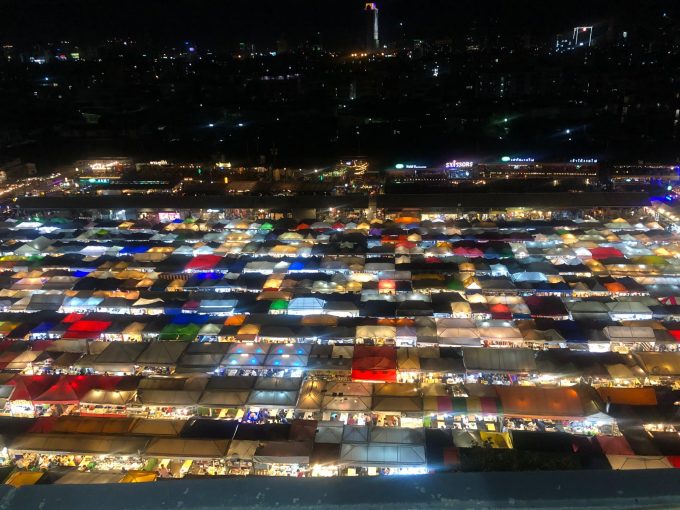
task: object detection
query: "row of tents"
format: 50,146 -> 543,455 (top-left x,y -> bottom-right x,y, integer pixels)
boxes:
0,370 -> 671,420
2,416 -> 680,475
3,308 -> 680,350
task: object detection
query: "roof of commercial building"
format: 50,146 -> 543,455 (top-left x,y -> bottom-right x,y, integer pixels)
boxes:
16,192 -> 652,211
376,192 -> 653,210
16,195 -> 369,210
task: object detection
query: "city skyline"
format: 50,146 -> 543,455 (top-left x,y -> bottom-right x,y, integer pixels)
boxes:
1,0 -> 675,50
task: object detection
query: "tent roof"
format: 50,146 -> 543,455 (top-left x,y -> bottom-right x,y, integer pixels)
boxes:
144,438 -> 229,459
462,348 -> 537,373
129,419 -> 186,437
495,386 -> 590,419
9,433 -> 148,455
136,341 -> 188,366
253,440 -> 313,465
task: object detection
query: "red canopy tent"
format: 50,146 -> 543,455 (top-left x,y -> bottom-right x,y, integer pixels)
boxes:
588,247 -> 624,260
395,241 -> 417,249
489,303 -> 512,320
378,280 -> 396,292
8,375 -> 60,402
453,247 -> 484,258
62,320 -> 112,340
182,300 -> 201,312
32,377 -> 84,405
185,255 -> 222,271
62,313 -> 85,324
32,375 -> 125,405
351,345 -> 397,382
381,235 -> 408,244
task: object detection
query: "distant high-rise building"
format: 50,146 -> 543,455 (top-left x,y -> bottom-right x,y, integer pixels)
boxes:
276,39 -> 289,54
364,3 -> 379,51
573,26 -> 593,47
555,35 -> 572,53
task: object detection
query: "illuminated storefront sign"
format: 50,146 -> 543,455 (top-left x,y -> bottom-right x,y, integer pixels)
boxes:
81,178 -> 111,184
158,212 -> 181,223
445,160 -> 474,169
395,164 -> 427,169
501,156 -> 534,163
570,158 -> 598,163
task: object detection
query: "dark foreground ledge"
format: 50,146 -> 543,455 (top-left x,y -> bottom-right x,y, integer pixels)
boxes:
3,469 -> 680,510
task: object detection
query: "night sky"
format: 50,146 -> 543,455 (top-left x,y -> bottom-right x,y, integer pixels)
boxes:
1,0 -> 676,49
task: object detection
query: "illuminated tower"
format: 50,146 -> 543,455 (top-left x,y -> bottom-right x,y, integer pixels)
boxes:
365,3 -> 379,51
573,26 -> 593,47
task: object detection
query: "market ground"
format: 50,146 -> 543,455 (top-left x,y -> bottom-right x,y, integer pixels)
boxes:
3,469 -> 680,510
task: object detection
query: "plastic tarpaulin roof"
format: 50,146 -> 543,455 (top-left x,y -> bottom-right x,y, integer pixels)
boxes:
226,439 -> 259,461
315,421 -> 344,444
371,396 -> 422,412
129,419 -> 186,437
9,433 -> 148,455
352,345 -> 397,382
324,381 -> 373,397
356,325 -> 396,339
199,390 -> 250,407
462,348 -> 537,373
495,386 -> 589,419
253,440 -> 313,465
322,395 -> 372,412
338,443 -> 426,467
606,455 -> 673,470
55,471 -> 126,485
32,376 -> 99,404
4,471 -> 45,487
369,426 -> 425,444
80,389 -> 136,406
635,352 -> 680,376
8,375 -> 60,402
296,380 -> 324,410
136,341 -> 188,366
51,416 -> 134,435
93,342 -> 146,371
477,327 -> 523,342
144,438 -> 229,459
596,435 -> 634,455
423,396 -> 502,415
604,326 -> 655,342
396,348 -> 420,371
247,390 -> 298,407
372,382 -> 419,397
137,389 -> 202,406
597,387 -> 657,406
